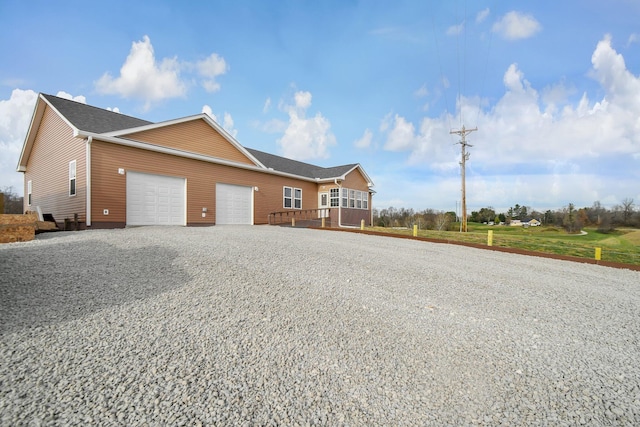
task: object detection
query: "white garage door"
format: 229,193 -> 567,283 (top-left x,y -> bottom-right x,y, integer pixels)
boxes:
216,183 -> 253,225
126,172 -> 186,226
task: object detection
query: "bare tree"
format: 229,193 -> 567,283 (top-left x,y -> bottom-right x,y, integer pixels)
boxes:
2,186 -> 24,214
621,198 -> 635,226
434,211 -> 451,231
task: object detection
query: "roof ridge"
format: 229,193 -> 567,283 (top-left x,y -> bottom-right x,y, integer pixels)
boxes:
245,147 -> 355,172
41,93 -> 152,125
41,93 -> 153,133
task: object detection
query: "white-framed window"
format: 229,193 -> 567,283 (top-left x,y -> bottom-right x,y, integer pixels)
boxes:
27,180 -> 32,206
283,186 -> 292,208
283,186 -> 302,209
336,187 -> 370,210
294,188 -> 302,209
69,160 -> 77,196
330,188 -> 340,207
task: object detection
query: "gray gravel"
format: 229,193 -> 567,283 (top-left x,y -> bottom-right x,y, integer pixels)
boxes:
1,226 -> 639,426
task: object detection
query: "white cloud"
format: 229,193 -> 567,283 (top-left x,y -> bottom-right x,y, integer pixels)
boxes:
384,115 -> 416,151
95,36 -> 186,108
196,53 -> 228,93
541,80 -> 576,106
591,35 -> 640,111
446,22 -> 465,37
202,105 -> 238,137
0,89 -> 39,195
476,8 -> 490,24
95,36 -> 228,109
55,91 -> 86,104
263,97 -> 272,113
627,33 -> 639,46
277,91 -> 336,160
354,129 -> 373,149
376,36 -> 640,210
492,11 -> 541,40
257,118 -> 287,134
414,84 -> 429,98
222,112 -> 237,138
294,91 -> 312,109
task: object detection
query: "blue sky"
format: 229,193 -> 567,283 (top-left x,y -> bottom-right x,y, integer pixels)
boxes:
1,0 -> 639,214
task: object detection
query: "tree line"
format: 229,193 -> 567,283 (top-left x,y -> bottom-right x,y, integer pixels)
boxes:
373,199 -> 638,233
1,187 -> 23,214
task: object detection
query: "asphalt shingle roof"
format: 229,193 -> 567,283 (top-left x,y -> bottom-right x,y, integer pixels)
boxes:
42,94 -> 153,133
41,94 -> 363,181
245,148 -> 357,180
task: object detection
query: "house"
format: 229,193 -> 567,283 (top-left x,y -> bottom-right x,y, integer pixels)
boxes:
524,218 -> 541,227
17,94 -> 374,228
509,219 -> 522,227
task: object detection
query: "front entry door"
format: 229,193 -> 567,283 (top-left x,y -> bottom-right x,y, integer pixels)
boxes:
318,192 -> 329,218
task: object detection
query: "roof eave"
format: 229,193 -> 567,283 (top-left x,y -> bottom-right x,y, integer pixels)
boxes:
315,164 -> 374,188
75,131 -> 318,183
17,94 -> 82,172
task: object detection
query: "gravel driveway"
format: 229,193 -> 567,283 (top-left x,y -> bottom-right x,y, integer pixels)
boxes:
1,226 -> 639,426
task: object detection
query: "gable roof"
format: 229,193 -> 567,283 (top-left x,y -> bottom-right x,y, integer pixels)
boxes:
18,93 -> 374,187
41,94 -> 152,133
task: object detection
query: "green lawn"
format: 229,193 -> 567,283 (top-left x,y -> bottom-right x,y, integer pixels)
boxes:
367,224 -> 640,265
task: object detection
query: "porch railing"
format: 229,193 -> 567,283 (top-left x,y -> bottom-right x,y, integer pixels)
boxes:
268,208 -> 331,226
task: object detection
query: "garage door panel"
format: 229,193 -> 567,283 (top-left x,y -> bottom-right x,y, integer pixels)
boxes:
127,172 -> 186,226
216,183 -> 252,225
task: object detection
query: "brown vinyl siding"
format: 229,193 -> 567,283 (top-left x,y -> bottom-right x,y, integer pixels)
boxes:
23,105 -> 86,222
90,140 -> 317,226
124,119 -> 255,165
341,168 -> 369,191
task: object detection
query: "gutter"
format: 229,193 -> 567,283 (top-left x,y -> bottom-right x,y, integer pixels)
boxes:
74,131 -> 322,184
86,136 -> 92,226
334,178 -> 342,227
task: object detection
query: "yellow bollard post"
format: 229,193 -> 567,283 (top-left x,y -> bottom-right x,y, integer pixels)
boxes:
487,230 -> 493,246
321,217 -> 325,228
413,224 -> 418,237
595,247 -> 602,261
360,219 -> 365,230
292,218 -> 295,227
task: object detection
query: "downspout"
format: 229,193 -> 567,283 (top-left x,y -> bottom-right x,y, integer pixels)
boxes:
369,190 -> 373,226
86,136 -> 92,227
334,178 -> 342,227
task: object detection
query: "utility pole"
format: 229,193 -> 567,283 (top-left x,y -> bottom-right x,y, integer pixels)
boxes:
450,125 -> 477,232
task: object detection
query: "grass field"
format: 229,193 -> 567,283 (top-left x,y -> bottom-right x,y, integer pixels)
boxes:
367,224 -> 640,265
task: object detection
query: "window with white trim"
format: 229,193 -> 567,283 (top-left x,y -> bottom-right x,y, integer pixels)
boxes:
330,188 -> 339,207
334,187 -> 370,210
69,160 -> 77,196
283,187 -> 292,208
294,188 -> 302,209
27,180 -> 32,206
283,186 -> 302,209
